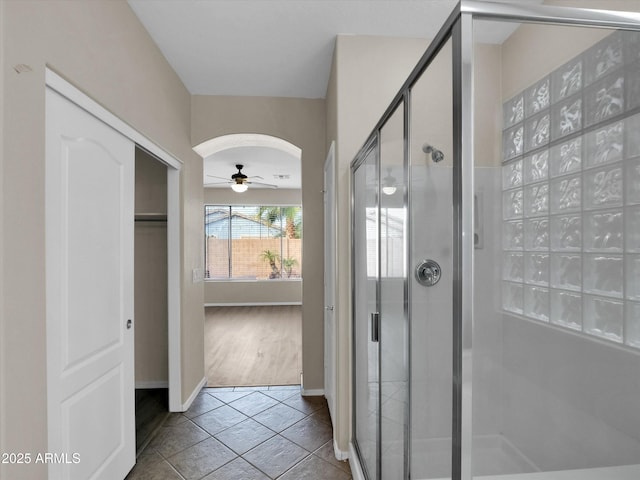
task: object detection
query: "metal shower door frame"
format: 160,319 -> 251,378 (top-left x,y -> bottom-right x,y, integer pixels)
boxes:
350,1 -> 640,479
457,2 -> 640,479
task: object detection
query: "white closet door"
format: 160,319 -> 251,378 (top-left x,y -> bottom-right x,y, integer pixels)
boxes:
46,87 -> 135,480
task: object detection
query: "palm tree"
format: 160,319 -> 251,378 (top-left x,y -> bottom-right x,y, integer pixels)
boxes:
260,249 -> 281,278
257,206 -> 301,239
282,257 -> 299,278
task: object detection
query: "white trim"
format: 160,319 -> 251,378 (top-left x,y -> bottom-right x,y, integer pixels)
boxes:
0,0 -> 5,467
349,443 -> 366,480
204,302 -> 302,307
193,133 -> 301,159
182,377 -> 207,412
323,140 -> 337,428
333,438 -> 349,461
205,278 -> 303,283
167,168 -> 182,412
135,381 -> 169,389
44,67 -> 183,414
45,69 -> 182,170
301,388 -> 324,396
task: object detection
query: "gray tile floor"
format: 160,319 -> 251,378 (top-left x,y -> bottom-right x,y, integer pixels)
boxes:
126,385 -> 352,480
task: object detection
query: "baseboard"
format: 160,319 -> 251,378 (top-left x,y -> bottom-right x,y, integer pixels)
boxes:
333,438 -> 349,461
349,442 -> 366,480
204,302 -> 302,307
299,372 -> 324,397
301,388 -> 324,396
135,381 -> 168,389
182,377 -> 206,412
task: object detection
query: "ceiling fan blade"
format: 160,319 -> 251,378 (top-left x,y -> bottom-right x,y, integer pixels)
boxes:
206,174 -> 231,181
204,181 -> 231,185
246,175 -> 264,180
247,181 -> 278,189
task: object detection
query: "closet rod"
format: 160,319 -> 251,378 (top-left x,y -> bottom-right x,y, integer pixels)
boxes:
135,213 -> 167,222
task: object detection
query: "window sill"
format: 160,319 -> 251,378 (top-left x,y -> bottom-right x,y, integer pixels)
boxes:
205,278 -> 302,283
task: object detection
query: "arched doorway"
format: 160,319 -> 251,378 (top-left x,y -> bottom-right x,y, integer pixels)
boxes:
196,134 -> 303,387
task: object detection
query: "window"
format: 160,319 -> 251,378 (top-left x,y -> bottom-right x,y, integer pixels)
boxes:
205,205 -> 302,280
365,207 -> 406,278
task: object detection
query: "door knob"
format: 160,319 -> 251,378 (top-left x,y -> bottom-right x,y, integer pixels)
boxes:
126,319 -> 132,330
415,259 -> 441,287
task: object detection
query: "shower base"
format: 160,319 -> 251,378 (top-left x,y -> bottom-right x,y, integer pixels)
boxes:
410,434 -> 538,479
422,464 -> 640,480
386,435 -> 640,480
350,436 -> 640,480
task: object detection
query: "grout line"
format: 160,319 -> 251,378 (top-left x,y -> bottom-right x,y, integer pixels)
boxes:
133,386 -> 346,480
274,451 -> 314,479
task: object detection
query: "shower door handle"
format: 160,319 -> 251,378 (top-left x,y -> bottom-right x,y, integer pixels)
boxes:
415,259 -> 442,287
371,312 -> 380,343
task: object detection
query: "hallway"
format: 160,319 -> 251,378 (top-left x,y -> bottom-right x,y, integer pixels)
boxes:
204,306 -> 302,387
126,385 -> 351,479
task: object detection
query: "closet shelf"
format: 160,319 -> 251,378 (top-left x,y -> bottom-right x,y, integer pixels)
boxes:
135,213 -> 167,222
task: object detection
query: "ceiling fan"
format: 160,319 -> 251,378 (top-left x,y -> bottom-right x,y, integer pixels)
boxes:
205,164 -> 277,192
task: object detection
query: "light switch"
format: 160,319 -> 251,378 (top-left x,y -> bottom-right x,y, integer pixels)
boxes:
192,268 -> 202,283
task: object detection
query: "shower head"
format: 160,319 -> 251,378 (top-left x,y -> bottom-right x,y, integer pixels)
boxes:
422,143 -> 444,163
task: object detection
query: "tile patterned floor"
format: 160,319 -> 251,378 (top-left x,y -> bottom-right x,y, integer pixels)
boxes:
126,385 -> 352,480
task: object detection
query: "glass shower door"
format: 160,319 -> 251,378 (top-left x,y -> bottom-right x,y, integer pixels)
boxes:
353,100 -> 411,480
409,37 -> 454,480
353,141 -> 380,480
379,103 -> 409,480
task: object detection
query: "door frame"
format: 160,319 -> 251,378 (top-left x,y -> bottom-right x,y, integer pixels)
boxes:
45,68 -> 183,412
323,141 -> 337,424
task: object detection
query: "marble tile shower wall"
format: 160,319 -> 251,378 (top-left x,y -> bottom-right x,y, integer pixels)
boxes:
501,30 -> 640,348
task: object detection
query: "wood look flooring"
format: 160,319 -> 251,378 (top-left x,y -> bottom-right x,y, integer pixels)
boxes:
205,306 -> 302,387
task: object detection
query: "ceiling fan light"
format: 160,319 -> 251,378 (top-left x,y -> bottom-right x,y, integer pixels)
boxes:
231,183 -> 248,193
382,185 -> 397,195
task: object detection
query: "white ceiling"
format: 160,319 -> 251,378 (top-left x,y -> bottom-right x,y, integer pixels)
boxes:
127,0 -> 543,188
203,146 -> 301,189
128,0 -> 460,99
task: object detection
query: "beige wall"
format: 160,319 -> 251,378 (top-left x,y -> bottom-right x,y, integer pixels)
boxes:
329,34 -> 430,453
474,43 -> 503,167
204,187 -> 303,304
1,2 -> 203,478
206,280 -> 303,305
135,149 -> 169,386
135,223 -> 170,384
192,95 -> 326,391
474,0 -> 637,166
136,148 -> 169,214
502,0 -> 639,99
501,24 -> 609,101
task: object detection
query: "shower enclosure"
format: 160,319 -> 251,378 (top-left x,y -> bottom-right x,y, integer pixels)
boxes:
351,2 -> 640,479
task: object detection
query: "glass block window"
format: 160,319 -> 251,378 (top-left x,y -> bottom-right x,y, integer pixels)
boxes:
501,30 -> 640,349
